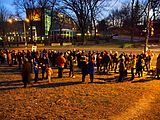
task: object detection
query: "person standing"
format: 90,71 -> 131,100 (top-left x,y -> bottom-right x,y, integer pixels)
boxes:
8,52 -> 12,66
68,54 -> 75,78
130,55 -> 136,80
77,51 -> 82,69
81,56 -> 88,83
156,54 -> 160,79
22,58 -> 32,88
17,51 -> 22,70
56,52 -> 66,78
118,58 -> 125,82
88,57 -> 95,83
33,61 -> 39,83
136,55 -> 143,77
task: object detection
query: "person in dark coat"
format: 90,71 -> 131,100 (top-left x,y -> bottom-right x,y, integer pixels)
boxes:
156,54 -> 160,79
81,56 -> 88,82
88,57 -> 95,83
68,54 -> 75,78
33,61 -> 39,83
22,58 -> 32,88
136,55 -> 143,77
101,51 -> 110,73
77,51 -> 82,68
118,58 -> 125,82
17,52 -> 22,70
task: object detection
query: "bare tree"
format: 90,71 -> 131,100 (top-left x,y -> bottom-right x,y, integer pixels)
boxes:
130,0 -> 135,42
107,10 -> 116,27
151,0 -> 160,20
61,0 -> 108,44
105,0 -> 147,38
87,0 -> 108,40
120,4 -> 131,27
60,0 -> 90,44
0,5 -> 10,46
13,0 -> 39,42
48,0 -> 59,34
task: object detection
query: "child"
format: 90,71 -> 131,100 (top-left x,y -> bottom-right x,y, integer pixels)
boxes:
46,65 -> 53,83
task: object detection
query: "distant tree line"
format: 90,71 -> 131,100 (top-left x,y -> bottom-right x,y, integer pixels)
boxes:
97,0 -> 160,41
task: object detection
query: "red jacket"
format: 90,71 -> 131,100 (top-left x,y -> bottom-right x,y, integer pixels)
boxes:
57,55 -> 66,67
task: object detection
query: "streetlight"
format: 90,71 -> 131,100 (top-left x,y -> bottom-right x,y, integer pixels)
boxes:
23,18 -> 29,48
8,19 -> 13,24
7,18 -> 18,47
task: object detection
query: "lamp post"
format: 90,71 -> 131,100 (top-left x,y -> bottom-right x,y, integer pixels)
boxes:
7,18 -> 18,47
23,18 -> 29,48
59,13 -> 64,46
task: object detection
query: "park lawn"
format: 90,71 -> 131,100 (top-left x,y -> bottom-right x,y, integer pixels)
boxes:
0,65 -> 160,119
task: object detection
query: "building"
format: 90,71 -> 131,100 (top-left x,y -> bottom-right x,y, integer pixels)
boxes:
26,8 -> 76,43
0,8 -> 76,45
0,20 -> 26,43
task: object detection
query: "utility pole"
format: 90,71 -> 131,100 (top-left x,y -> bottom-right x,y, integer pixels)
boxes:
24,21 -> 27,47
144,0 -> 151,52
23,18 -> 29,49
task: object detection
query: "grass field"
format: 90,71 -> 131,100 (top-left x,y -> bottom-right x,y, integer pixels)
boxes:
0,62 -> 160,119
1,45 -> 160,120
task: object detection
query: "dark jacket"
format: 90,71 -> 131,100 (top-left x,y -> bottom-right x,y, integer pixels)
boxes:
81,61 -> 88,75
119,60 -> 125,72
22,61 -> 32,83
88,61 -> 95,74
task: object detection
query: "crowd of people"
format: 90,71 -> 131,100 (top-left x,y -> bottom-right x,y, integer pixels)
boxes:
0,48 -> 159,88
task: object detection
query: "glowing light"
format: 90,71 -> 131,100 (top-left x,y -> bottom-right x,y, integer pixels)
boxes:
25,18 -> 29,23
8,19 -> 13,23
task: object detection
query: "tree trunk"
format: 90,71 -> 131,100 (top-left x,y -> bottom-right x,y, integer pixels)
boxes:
93,18 -> 96,40
81,28 -> 86,45
144,0 -> 151,52
131,0 -> 135,42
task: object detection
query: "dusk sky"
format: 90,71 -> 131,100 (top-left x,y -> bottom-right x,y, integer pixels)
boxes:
0,0 -> 16,13
0,0 -> 136,17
